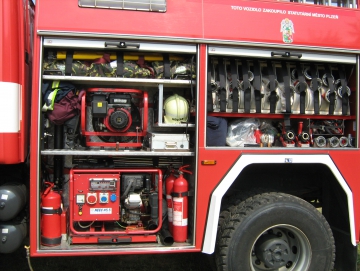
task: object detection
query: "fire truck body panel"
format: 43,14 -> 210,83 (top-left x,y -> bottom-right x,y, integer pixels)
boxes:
1,0 -> 359,270
35,0 -> 360,51
202,154 -> 356,254
0,0 -> 33,164
203,0 -> 360,50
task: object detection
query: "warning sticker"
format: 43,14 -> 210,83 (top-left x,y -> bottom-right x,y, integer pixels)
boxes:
173,198 -> 187,226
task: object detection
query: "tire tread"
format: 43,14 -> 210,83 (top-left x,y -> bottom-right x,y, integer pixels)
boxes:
215,192 -> 335,271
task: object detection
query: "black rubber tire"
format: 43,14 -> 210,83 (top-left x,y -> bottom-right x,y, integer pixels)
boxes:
218,188 -> 273,232
215,192 -> 335,271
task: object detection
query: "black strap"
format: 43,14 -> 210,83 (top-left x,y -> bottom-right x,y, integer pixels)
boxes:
310,64 -> 319,114
116,51 -> 124,77
253,60 -> 262,113
41,207 -> 62,215
172,191 -> 194,197
218,58 -> 227,112
338,65 -> 349,115
163,54 -> 170,79
65,50 -> 73,76
207,58 -> 214,112
230,59 -> 239,112
281,62 -> 291,113
296,62 -> 306,114
284,113 -> 292,131
325,65 -> 335,115
267,61 -> 277,113
242,59 -> 251,113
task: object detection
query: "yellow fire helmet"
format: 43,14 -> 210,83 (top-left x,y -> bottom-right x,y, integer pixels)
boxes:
163,94 -> 189,124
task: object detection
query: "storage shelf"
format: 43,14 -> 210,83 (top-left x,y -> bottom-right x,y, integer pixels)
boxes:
41,149 -> 195,156
208,112 -> 356,120
42,75 -> 194,88
153,123 -> 195,128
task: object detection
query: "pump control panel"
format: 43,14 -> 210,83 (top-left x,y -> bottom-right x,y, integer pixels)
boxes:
72,173 -> 120,221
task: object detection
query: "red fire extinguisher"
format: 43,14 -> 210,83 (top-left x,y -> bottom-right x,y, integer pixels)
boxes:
165,166 -> 177,234
41,182 -> 62,246
172,165 -> 192,243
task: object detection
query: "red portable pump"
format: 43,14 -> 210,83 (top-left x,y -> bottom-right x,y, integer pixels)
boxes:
41,182 -> 62,246
172,165 -> 192,243
165,166 -> 177,234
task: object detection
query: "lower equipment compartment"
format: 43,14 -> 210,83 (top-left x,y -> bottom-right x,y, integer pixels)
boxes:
39,161 -> 195,251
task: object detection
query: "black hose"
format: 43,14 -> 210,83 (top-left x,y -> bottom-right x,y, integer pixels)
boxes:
120,179 -> 134,200
159,227 -> 174,246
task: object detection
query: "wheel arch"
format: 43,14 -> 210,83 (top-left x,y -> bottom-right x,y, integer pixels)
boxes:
201,154 -> 355,254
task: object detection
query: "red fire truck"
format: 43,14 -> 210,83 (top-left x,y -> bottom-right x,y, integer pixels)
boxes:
0,0 -> 34,256
2,0 -> 360,270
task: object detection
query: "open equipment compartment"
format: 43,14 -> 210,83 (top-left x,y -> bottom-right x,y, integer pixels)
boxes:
38,37 -> 198,251
206,46 -> 357,149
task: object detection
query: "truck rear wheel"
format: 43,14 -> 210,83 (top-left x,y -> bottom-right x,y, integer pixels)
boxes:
215,192 -> 335,271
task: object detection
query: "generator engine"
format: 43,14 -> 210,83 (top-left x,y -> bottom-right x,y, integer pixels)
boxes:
81,88 -> 149,148
120,174 -> 157,226
92,93 -> 135,133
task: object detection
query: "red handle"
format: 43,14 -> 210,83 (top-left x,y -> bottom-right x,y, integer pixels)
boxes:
43,182 -> 54,196
179,165 -> 192,175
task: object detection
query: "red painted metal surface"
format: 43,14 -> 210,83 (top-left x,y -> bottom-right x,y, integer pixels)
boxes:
71,235 -> 157,244
203,0 -> 360,50
0,0 -> 33,164
30,0 -> 360,257
71,173 -> 120,222
35,0 -> 360,50
0,133 -> 21,164
0,1 -> 21,83
29,30 -> 42,257
69,169 -> 162,240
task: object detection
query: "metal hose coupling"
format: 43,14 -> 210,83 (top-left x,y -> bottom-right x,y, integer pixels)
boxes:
339,136 -> 349,147
328,136 -> 340,148
294,81 -> 308,94
239,71 -> 255,89
303,67 -> 318,81
211,80 -> 220,92
323,88 -> 338,103
260,134 -> 274,147
314,136 -> 326,148
310,78 -> 323,91
291,68 -> 299,81
322,73 -> 335,87
265,79 -> 279,92
334,78 -> 351,98
298,132 -> 310,143
337,86 -> 351,98
242,71 -> 255,82
283,130 -> 295,142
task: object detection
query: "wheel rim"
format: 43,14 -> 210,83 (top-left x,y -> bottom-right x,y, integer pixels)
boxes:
250,224 -> 311,271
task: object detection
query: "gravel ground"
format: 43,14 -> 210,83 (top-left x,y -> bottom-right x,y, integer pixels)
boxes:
0,243 -> 213,271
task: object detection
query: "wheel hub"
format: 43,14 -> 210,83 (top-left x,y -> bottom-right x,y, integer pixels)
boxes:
255,234 -> 291,269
